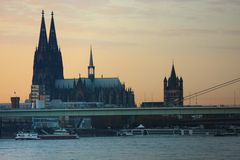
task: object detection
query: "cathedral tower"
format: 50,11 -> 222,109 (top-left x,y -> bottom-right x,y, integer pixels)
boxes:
31,11 -> 64,100
48,11 -> 64,80
32,10 -> 49,86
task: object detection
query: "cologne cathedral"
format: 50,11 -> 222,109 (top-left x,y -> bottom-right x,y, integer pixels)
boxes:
31,11 -> 135,107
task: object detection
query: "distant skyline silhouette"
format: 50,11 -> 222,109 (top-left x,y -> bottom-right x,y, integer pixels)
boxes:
0,0 -> 240,105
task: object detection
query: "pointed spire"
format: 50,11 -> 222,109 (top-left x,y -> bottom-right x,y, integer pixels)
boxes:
49,11 -> 58,51
77,74 -> 83,86
38,10 -> 48,51
170,63 -> 176,79
88,45 -> 95,80
89,45 -> 94,66
164,77 -> 167,82
164,77 -> 167,89
48,11 -> 64,80
180,77 -> 183,82
73,78 -> 76,87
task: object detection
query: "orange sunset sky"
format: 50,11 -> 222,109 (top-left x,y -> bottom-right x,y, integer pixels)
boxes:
0,0 -> 240,105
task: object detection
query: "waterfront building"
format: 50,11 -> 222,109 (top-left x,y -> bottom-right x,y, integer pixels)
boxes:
30,11 -> 135,107
32,117 -> 59,128
0,103 -> 32,109
141,102 -> 164,108
10,97 -> 20,109
164,64 -> 183,106
30,85 -> 50,108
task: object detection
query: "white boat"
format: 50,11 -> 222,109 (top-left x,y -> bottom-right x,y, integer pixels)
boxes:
117,130 -> 134,136
123,131 -> 134,136
15,131 -> 40,140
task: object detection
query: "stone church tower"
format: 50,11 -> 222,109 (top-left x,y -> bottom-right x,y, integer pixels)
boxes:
164,64 -> 183,106
32,11 -> 64,97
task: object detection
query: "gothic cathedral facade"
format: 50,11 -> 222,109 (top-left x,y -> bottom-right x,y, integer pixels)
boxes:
30,11 -> 135,107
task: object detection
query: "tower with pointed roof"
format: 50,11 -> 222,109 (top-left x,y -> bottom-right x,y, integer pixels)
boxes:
32,10 -> 48,86
163,64 -> 183,106
88,45 -> 95,80
48,11 -> 64,80
31,11 -> 64,104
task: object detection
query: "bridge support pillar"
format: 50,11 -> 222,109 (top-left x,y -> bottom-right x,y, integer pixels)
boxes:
126,116 -> 135,128
0,117 -> 2,138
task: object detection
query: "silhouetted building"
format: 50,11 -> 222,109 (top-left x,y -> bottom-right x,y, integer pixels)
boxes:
141,102 -> 164,108
164,64 -> 183,106
30,85 -> 50,108
32,11 -> 64,97
31,11 -> 135,107
11,97 -> 20,109
54,46 -> 135,107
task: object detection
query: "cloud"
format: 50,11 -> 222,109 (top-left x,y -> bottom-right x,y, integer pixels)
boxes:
1,0 -> 240,44
199,44 -> 240,52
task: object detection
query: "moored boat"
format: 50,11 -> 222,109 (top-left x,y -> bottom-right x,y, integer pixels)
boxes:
38,128 -> 79,140
15,131 -> 40,140
214,132 -> 238,137
214,130 -> 238,137
117,130 -> 134,136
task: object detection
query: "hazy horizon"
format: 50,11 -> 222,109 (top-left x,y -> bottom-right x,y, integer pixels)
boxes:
0,0 -> 240,105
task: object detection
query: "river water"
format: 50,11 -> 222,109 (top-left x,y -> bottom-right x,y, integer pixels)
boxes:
0,135 -> 240,160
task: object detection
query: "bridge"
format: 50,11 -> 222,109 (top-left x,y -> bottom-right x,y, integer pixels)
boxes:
1,106 -> 240,117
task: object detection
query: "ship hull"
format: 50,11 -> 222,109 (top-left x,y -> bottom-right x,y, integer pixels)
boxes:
38,135 -> 79,140
15,138 -> 40,140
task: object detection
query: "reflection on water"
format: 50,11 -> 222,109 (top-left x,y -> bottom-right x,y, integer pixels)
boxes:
0,136 -> 240,160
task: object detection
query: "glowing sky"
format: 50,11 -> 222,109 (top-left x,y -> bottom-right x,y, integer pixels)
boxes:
0,0 -> 240,105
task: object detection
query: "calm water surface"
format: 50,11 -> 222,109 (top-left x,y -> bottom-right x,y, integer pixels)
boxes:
0,136 -> 240,160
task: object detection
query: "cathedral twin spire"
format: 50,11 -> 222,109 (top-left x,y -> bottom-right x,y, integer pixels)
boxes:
32,10 -> 64,88
49,11 -> 58,52
38,10 -> 48,51
38,10 -> 58,52
36,10 -> 95,85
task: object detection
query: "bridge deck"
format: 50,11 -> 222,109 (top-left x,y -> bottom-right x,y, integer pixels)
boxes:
1,107 -> 240,117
